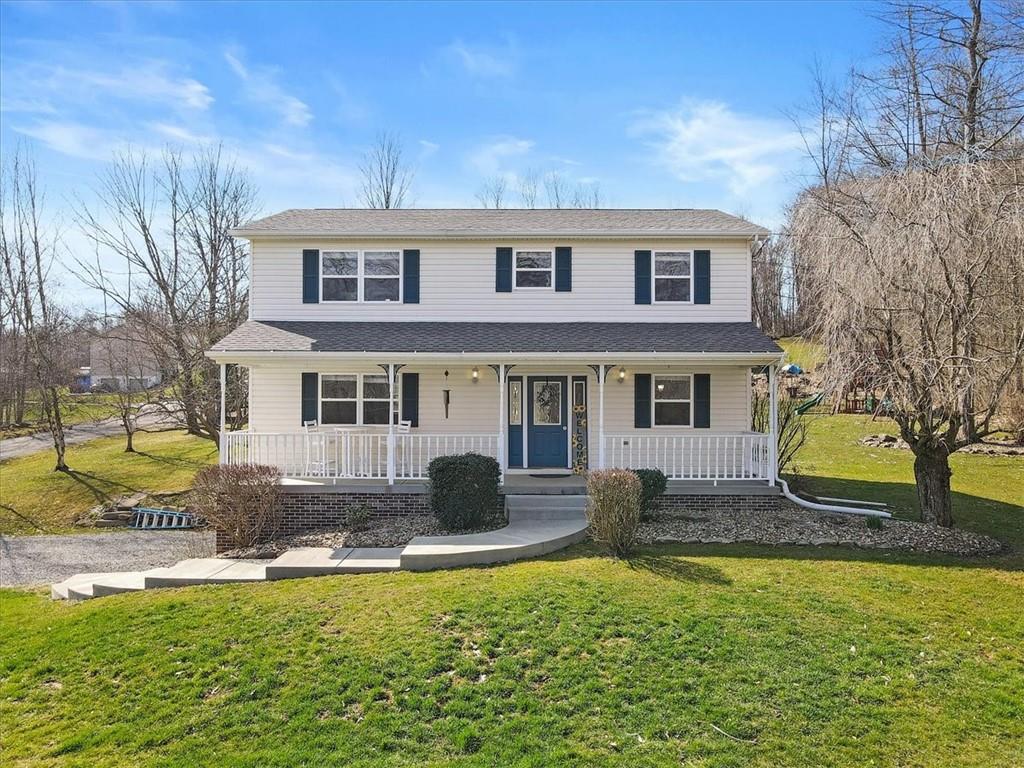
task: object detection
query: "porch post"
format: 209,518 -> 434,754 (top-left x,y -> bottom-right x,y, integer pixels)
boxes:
768,362 -> 778,484
598,364 -> 606,469
497,364 -> 506,480
218,362 -> 227,465
387,363 -> 396,485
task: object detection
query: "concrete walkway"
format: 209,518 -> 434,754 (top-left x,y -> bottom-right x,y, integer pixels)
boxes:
49,496 -> 589,602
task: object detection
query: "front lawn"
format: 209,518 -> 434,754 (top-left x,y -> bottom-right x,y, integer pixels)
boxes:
793,415 -> 1024,550
1,391 -> 125,439
2,546 -> 1022,767
0,431 -> 217,535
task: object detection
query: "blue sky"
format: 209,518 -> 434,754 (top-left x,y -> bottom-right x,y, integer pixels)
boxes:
2,1 -> 882,251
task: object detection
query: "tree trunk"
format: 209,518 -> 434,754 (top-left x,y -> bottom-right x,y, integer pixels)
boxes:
913,447 -> 953,527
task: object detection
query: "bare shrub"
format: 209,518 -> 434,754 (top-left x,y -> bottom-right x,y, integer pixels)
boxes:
586,469 -> 642,558
192,464 -> 282,549
752,390 -> 810,475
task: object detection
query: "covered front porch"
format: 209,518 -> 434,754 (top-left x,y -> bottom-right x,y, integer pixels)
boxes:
214,355 -> 783,488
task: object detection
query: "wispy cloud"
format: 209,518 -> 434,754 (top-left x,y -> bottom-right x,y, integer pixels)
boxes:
223,45 -> 312,127
468,135 -> 534,175
630,100 -> 802,195
1,59 -> 213,114
443,38 -> 518,78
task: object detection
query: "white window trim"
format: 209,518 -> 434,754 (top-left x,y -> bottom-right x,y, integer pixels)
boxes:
318,372 -> 398,427
652,373 -> 693,428
513,247 -> 555,291
651,249 -> 694,305
320,249 -> 403,303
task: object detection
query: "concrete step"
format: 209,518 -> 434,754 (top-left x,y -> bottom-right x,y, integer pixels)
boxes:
52,572 -> 122,601
335,547 -> 403,573
204,560 -> 269,583
401,518 -> 589,571
265,547 -> 354,580
91,568 -> 171,597
506,494 -> 588,522
143,558 -> 237,588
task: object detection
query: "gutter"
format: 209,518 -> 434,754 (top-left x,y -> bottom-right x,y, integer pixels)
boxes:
228,229 -> 771,240
205,350 -> 785,364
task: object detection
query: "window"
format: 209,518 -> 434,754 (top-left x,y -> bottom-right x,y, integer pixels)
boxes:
509,380 -> 522,426
321,250 -> 401,302
653,374 -> 691,426
532,380 -> 562,425
319,373 -> 397,425
361,374 -> 392,424
321,374 -> 357,424
653,251 -> 692,303
515,249 -> 553,289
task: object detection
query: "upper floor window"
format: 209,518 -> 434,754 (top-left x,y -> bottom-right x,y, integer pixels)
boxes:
653,251 -> 692,303
322,250 -> 401,302
515,249 -> 553,289
653,374 -> 691,426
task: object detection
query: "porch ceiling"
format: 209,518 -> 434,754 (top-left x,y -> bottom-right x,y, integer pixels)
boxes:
209,321 -> 782,362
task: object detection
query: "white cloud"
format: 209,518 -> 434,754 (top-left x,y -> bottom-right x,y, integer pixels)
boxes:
631,100 -> 802,195
468,136 -> 534,175
223,46 -> 312,127
12,120 -> 127,161
1,60 -> 213,114
443,38 -> 518,78
418,139 -> 440,157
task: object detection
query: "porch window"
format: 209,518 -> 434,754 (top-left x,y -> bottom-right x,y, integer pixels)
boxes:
319,373 -> 397,425
321,374 -> 357,424
653,374 -> 691,426
509,380 -> 522,425
653,251 -> 692,303
514,249 -> 553,289
321,250 -> 401,302
361,374 -> 393,424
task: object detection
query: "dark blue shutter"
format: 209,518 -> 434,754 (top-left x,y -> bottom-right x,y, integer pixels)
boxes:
555,246 -> 572,292
301,372 -> 318,425
634,373 -> 652,428
401,372 -> 419,427
634,250 -> 651,304
403,249 -> 420,303
496,247 -> 513,292
694,374 -> 711,428
302,249 -> 319,304
694,250 -> 711,304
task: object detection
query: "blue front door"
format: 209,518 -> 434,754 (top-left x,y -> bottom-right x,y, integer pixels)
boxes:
527,376 -> 568,468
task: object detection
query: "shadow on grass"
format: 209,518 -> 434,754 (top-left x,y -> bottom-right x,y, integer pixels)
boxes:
626,552 -> 733,585
65,469 -> 141,505
133,449 -> 209,471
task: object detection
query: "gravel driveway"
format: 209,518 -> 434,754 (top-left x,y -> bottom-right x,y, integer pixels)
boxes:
0,530 -> 215,587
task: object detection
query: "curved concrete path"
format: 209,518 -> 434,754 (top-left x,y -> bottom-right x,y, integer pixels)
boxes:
50,495 -> 588,602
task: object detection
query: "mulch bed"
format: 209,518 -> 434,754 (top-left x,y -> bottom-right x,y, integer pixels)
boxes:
221,514 -> 507,559
638,502 -> 1005,557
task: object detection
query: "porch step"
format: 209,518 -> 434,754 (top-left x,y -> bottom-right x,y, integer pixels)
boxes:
505,494 -> 588,521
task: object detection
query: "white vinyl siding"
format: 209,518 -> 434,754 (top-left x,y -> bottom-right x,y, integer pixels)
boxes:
250,238 -> 752,322
247,363 -> 753,463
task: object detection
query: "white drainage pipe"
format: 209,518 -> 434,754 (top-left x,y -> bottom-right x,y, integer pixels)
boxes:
777,478 -> 892,518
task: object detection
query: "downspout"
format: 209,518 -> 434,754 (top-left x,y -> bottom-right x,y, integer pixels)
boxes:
776,478 -> 891,519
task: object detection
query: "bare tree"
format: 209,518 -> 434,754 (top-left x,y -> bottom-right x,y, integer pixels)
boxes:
475,176 -> 509,209
518,169 -> 540,208
544,172 -> 570,208
0,149 -> 71,470
571,181 -> 602,209
358,131 -> 413,209
75,146 -> 258,445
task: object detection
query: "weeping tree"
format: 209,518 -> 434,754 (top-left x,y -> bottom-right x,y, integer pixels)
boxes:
791,161 -> 1024,526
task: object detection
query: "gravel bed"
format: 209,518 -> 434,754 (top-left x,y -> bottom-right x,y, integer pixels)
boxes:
638,503 -> 1005,557
221,515 -> 507,559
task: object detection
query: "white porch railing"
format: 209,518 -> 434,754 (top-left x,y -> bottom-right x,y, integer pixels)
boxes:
602,432 -> 772,480
223,431 -> 498,480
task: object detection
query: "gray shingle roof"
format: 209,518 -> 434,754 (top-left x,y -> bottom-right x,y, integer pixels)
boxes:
232,209 -> 769,238
212,321 -> 781,355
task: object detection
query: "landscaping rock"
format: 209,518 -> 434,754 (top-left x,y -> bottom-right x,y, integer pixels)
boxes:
638,502 -> 1004,557
115,492 -> 147,510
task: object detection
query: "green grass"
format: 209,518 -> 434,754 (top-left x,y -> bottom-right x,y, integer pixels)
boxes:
792,415 -> 1024,550
0,431 -> 217,535
777,336 -> 825,372
2,546 -> 1022,767
1,391 -> 128,439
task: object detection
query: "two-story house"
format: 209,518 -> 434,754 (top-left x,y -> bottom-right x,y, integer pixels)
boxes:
209,208 -> 783,523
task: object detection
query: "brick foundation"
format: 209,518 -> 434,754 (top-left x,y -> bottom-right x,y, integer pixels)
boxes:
655,493 -> 782,515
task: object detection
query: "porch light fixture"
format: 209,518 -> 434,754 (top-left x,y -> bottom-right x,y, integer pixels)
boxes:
472,366 -> 479,382
618,367 -> 626,382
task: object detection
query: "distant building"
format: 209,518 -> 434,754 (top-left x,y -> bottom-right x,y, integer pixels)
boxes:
89,326 -> 162,391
